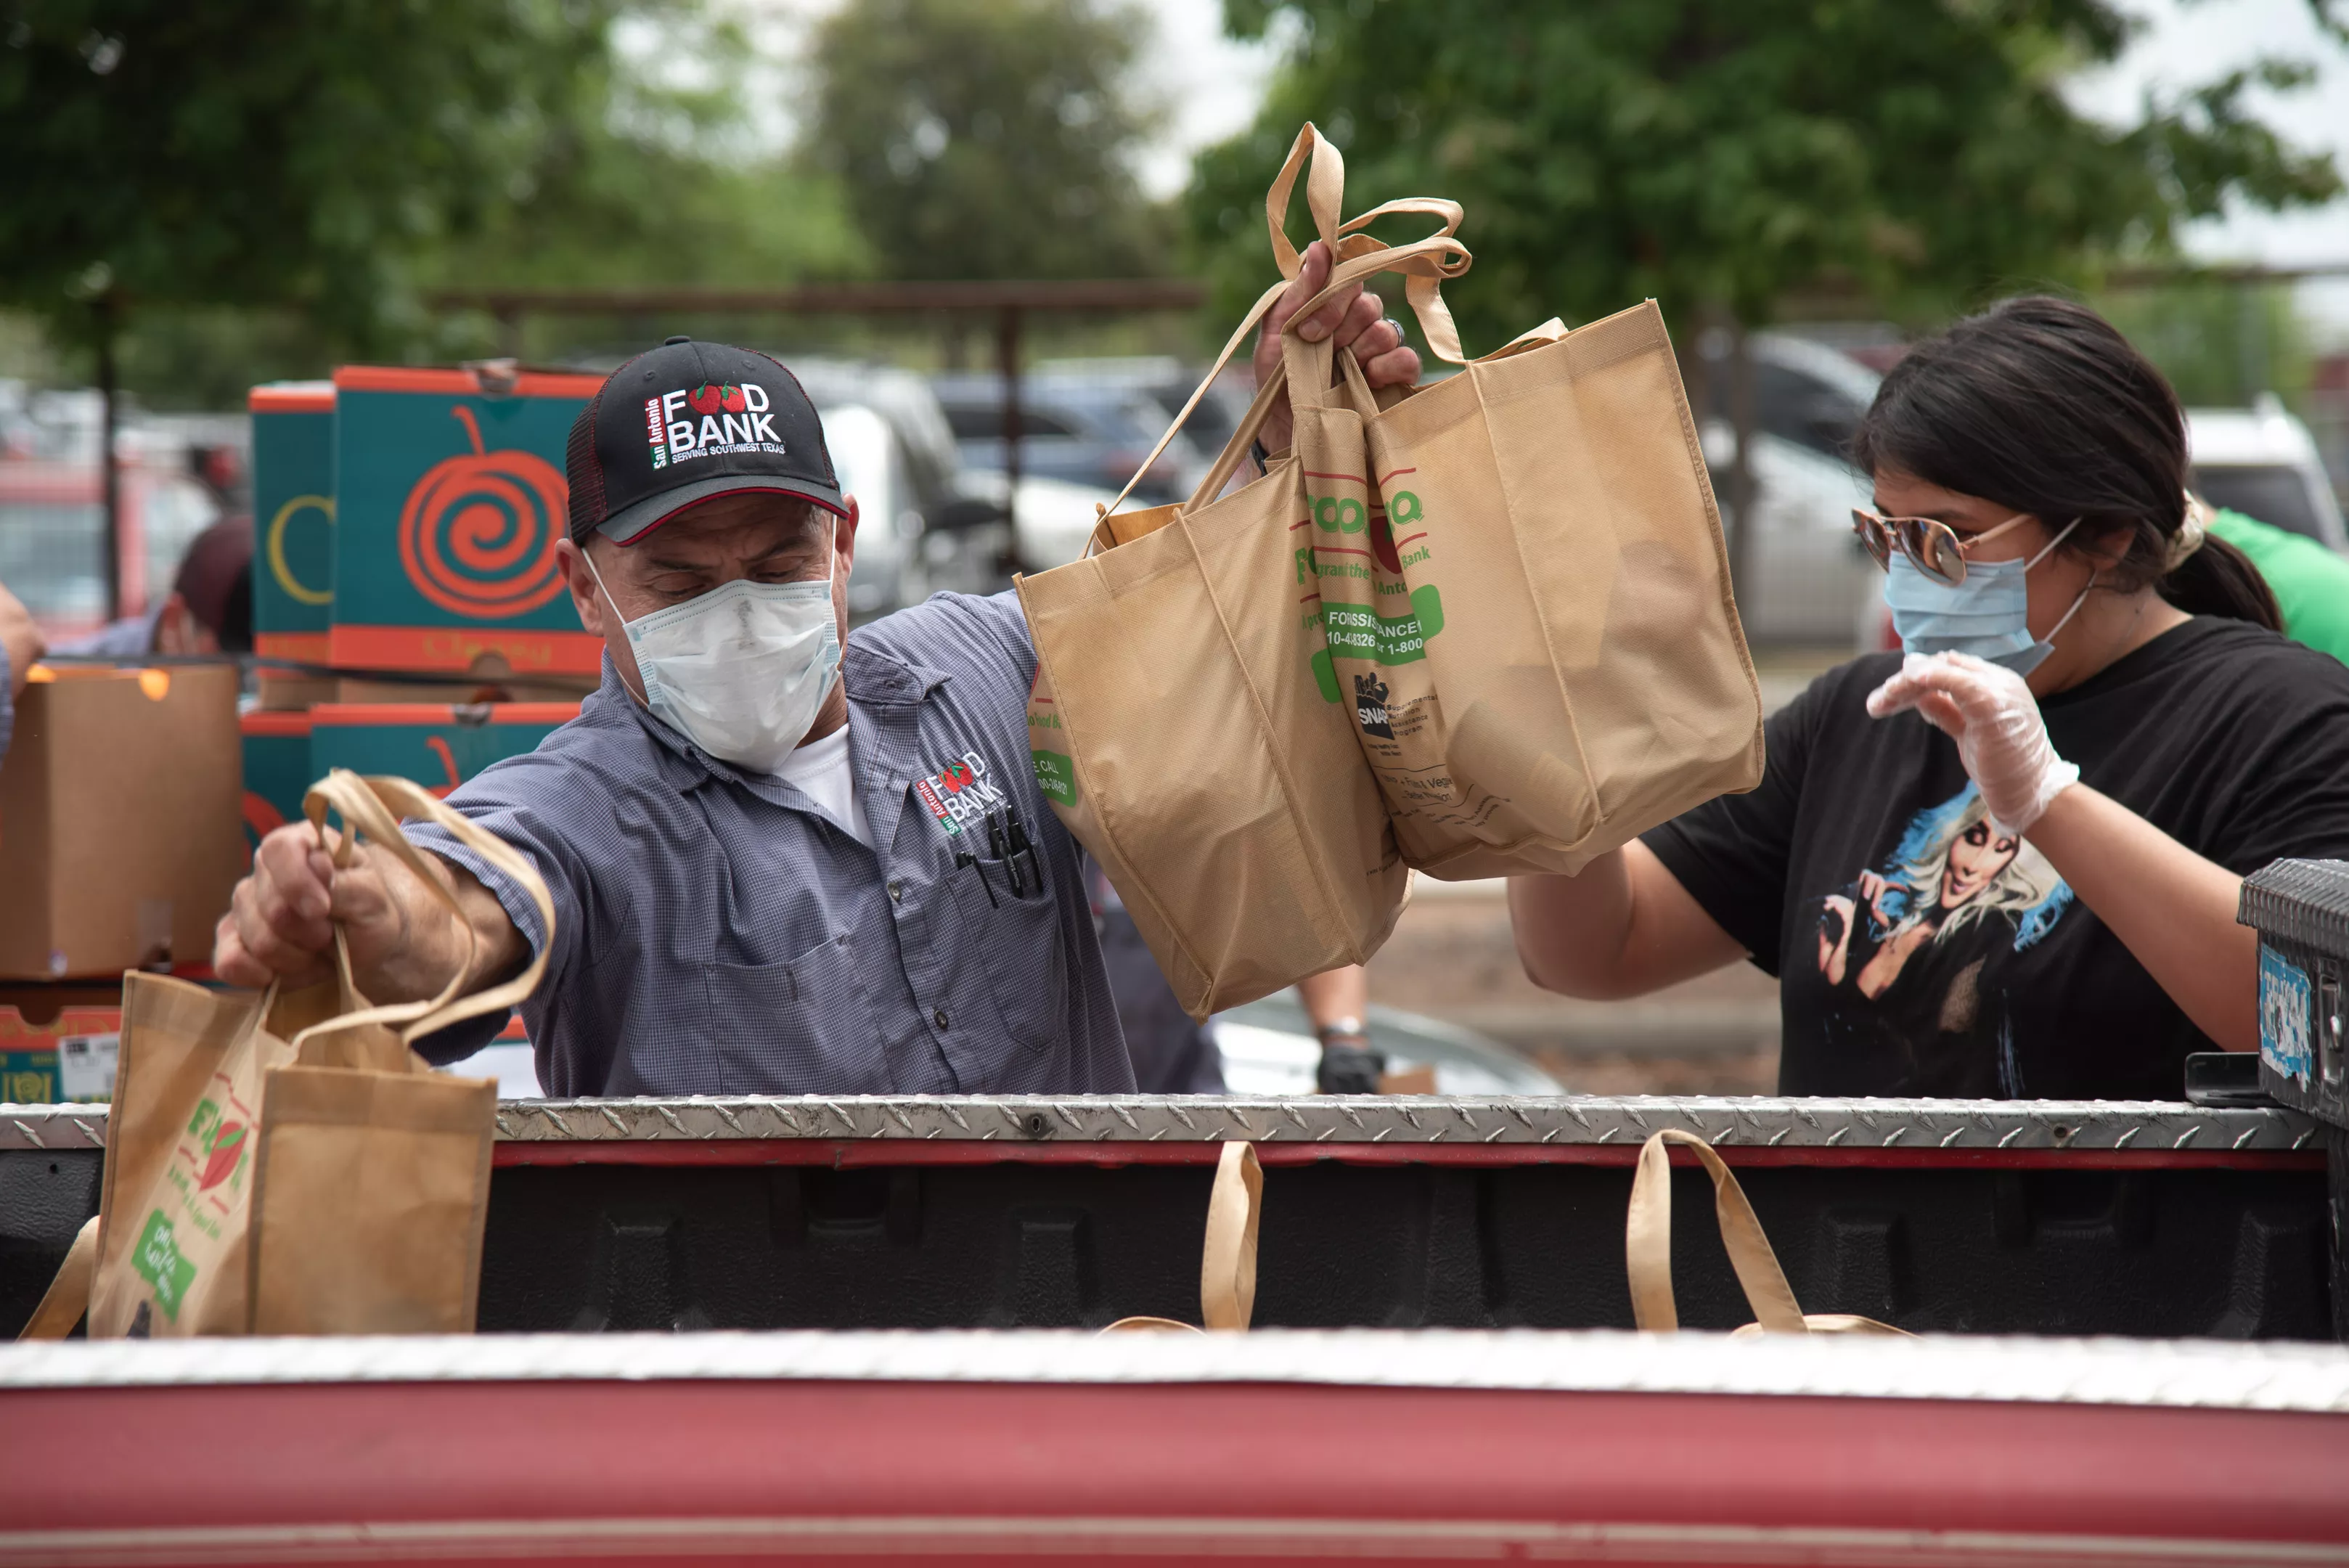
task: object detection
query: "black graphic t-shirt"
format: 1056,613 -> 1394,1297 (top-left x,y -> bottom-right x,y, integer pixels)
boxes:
1645,618 -> 2349,1100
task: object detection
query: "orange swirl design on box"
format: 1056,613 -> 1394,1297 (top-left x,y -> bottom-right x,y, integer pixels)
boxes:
399,406 -> 569,619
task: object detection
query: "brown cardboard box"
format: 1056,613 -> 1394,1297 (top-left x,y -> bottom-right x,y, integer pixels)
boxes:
0,665 -> 246,979
255,672 -> 338,711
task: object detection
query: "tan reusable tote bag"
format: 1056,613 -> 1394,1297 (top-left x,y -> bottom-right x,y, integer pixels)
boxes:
22,768 -> 552,1338
1102,1141 -> 1262,1334
1018,128 -> 1470,1018
1627,1130 -> 1909,1336
1277,126 -> 1765,879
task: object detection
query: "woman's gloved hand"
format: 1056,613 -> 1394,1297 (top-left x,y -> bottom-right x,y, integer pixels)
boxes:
1864,651 -> 2081,836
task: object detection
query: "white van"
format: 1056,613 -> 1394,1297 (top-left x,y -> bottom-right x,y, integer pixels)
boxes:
2185,395 -> 2348,552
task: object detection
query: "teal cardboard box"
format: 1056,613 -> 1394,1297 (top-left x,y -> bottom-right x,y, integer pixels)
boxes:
327,366 -> 603,677
249,381 -> 336,666
309,702 -> 579,798
240,709 -> 313,848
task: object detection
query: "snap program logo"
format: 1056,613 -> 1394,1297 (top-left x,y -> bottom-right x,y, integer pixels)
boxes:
1354,672 -> 1394,738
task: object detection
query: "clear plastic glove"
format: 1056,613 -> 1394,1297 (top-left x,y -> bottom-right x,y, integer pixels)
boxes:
1864,651 -> 2080,836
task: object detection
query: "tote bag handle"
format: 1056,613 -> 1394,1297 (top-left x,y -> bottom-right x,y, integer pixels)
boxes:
1102,1141 -> 1262,1333
1627,1128 -> 1808,1334
290,769 -> 557,1054
1627,1129 -> 1912,1336
1092,123 -> 1471,525
16,1216 -> 99,1340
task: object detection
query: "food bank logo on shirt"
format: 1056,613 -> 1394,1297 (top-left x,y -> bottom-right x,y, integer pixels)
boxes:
915,750 -> 1008,836
642,383 -> 782,469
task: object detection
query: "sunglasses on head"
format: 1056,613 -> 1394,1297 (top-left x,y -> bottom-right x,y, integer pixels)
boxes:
1850,508 -> 2035,588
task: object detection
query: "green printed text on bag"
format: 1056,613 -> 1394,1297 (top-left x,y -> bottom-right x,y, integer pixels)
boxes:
131,1209 -> 196,1320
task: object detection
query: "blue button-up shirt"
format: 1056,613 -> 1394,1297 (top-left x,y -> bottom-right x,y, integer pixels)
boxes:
409,591 -> 1133,1098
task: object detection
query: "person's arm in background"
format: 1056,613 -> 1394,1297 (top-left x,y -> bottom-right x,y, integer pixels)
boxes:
0,577 -> 46,766
1299,965 -> 1383,1091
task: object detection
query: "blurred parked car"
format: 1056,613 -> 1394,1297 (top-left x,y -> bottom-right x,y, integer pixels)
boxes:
785,360 -> 1010,617
951,466 -> 1123,574
932,370 -> 1203,505
0,382 -> 240,640
2186,395 -> 2348,550
447,995 -> 1561,1102
1699,332 -> 1881,646
1030,354 -> 1251,469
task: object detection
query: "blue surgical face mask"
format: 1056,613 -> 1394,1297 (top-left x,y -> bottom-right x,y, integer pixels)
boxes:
1883,517 -> 2090,677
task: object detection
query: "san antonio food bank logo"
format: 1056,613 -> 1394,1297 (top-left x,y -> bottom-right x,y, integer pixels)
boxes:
643,382 -> 783,470
915,751 -> 1008,836
399,405 -> 568,619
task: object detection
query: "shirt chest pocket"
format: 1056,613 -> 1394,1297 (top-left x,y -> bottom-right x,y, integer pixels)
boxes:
940,854 -> 1069,1055
701,931 -> 889,1095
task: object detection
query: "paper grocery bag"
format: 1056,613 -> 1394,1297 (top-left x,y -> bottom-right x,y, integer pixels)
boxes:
26,768 -> 550,1339
1018,128 -> 1470,1017
84,973 -> 290,1336
1262,124 -> 1764,878
250,1062 -> 495,1334
1020,416 -> 1407,1017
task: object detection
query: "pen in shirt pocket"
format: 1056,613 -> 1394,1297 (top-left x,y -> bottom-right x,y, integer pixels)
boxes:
986,810 -> 1029,899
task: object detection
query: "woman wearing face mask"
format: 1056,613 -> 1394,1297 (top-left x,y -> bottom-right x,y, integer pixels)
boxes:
1509,295 -> 2349,1101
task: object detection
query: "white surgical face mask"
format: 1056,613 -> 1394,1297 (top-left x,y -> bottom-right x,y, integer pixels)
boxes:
585,523 -> 842,774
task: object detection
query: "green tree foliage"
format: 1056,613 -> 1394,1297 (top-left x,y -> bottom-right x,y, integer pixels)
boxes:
1188,0 -> 2345,347
2096,281 -> 2315,411
432,7 -> 865,295
0,1 -> 863,396
806,0 -> 1171,279
0,0 -> 620,354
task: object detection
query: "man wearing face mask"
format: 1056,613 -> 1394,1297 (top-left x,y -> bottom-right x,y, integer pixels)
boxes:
216,253 -> 1422,1095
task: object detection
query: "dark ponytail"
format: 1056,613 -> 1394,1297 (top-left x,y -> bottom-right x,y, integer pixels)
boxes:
1850,295 -> 2282,632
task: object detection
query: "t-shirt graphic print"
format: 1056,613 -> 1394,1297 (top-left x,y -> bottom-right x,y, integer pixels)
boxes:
1810,784 -> 2074,1098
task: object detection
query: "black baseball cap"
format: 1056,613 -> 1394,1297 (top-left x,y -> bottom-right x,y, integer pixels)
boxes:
565,337 -> 846,545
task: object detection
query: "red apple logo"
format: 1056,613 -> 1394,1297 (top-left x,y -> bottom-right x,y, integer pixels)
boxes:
721,385 -> 747,413
198,1122 -> 247,1192
688,385 -> 725,415
397,406 -> 568,618
1369,510 -> 1402,573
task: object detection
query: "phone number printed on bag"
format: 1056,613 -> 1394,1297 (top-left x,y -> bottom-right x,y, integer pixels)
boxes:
1321,586 -> 1447,666
131,1209 -> 197,1322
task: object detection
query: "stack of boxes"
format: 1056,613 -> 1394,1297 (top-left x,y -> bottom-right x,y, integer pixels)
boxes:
243,364 -> 603,835
0,365 -> 606,1093
240,368 -> 607,1054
